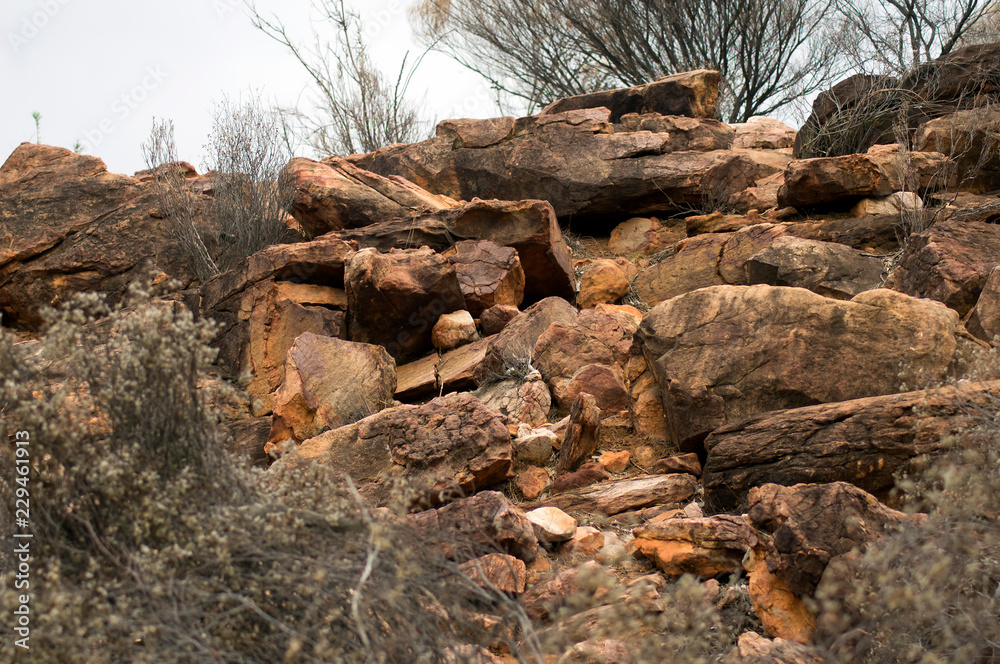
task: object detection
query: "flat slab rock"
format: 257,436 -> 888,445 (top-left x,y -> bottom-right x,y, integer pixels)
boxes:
524,473 -> 698,516
703,381 -> 1000,513
633,514 -> 758,578
268,392 -> 512,507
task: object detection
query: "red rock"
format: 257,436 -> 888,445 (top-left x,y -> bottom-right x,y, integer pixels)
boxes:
541,70 -> 721,120
777,154 -> 893,209
557,393 -> 602,473
479,304 -> 520,336
551,461 -> 611,494
725,631 -> 830,663
526,506 -> 578,543
653,453 -> 702,476
746,546 -> 816,644
478,296 -> 578,381
630,233 -> 730,307
267,333 -> 396,447
513,429 -> 556,466
516,466 -> 550,500
346,246 -> 465,360
432,310 -> 479,351
563,526 -> 606,557
633,514 -> 758,578
745,235 -> 884,299
967,266 -> 1000,344
528,474 -> 698,516
577,259 -> 630,308
476,378 -> 552,428
556,364 -> 629,414
616,113 -> 735,151
731,117 -> 797,149
915,107 -> 1000,193
608,216 -> 682,256
443,239 -> 525,316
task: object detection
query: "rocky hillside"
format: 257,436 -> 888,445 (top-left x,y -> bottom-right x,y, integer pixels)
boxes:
3,45 -> 1000,663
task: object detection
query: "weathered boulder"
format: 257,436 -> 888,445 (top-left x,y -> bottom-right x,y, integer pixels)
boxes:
731,117 -> 797,149
884,218 -> 1000,316
395,335 -> 492,401
269,393 -> 512,507
848,191 -> 923,217
615,113 -> 735,151
744,236 -> 884,299
0,143 -> 218,328
598,450 -> 631,474
724,631 -> 830,664
513,428 -> 557,466
267,333 -> 396,446
346,247 -> 465,360
631,233 -> 730,307
702,381 -> 1000,513
478,296 -> 578,382
557,364 -> 630,415
748,482 -> 913,595
557,393 -> 602,473
458,553 -> 527,594
577,259 -> 630,309
476,377 -> 552,428
432,310 -> 479,351
362,108 -> 758,222
777,154 -> 893,209
480,304 -> 520,336
540,70 -> 721,120
517,466 -> 550,500
527,474 -> 698,516
636,285 -> 965,451
864,143 -> 955,192
633,514 -> 758,578
443,240 -> 525,316
967,266 -> 1000,343
527,506 -> 578,543
410,490 -> 538,563
551,462 -> 611,494
745,546 -> 816,644
282,156 -> 455,237
915,106 -> 1000,193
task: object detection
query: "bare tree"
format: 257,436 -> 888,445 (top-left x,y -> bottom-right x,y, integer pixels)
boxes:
410,0 -> 848,123
247,0 -> 428,157
834,0 -> 999,76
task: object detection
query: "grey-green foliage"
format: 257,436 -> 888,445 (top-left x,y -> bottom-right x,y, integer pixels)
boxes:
0,284 -> 535,664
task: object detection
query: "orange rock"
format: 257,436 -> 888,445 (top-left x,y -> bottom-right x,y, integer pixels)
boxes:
516,466 -> 550,500
598,450 -> 631,474
746,547 -> 816,644
578,259 -> 630,308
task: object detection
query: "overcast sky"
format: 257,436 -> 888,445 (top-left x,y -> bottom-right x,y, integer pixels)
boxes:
2,0 -> 495,176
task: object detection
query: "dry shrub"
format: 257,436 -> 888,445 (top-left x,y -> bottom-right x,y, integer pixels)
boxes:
0,284 -> 535,663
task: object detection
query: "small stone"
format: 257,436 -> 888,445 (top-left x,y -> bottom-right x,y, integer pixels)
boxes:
578,259 -> 631,308
552,461 -> 611,494
598,450 -> 631,474
654,453 -> 703,476
431,310 -> 480,351
479,304 -> 521,336
513,429 -> 557,465
458,553 -> 527,595
516,466 -> 550,500
632,445 -> 662,469
526,506 -> 578,543
564,526 -> 605,556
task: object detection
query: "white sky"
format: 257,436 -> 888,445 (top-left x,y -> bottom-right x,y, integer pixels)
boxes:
1,0 -> 496,176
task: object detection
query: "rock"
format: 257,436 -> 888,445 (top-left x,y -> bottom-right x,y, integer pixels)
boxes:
783,213 -> 901,254
598,451 -> 630,474
282,156 -> 455,237
636,285 -> 965,451
557,393 -> 602,473
631,233 -> 730,306
395,335 -> 493,401
363,109 -> 758,222
476,377 -> 552,428
744,236 -> 884,299
793,73 -> 889,158
627,361 -> 669,442
558,638 -> 632,664
731,117 -> 797,149
528,474 -> 698,516
748,482 -> 913,595
478,296 -> 578,382
864,143 -> 956,192
884,218 -> 1000,316
746,546 -> 816,644
777,154 -> 893,209
578,259 -> 630,308
267,333 -> 396,446
410,491 -> 538,563
0,143 -> 219,328
849,191 -> 924,217
458,553 -> 527,594
702,381 -> 999,513
551,462 -> 612,494
653,453 -> 702,477
540,69 -> 721,121
432,310 -> 479,351
564,527 -> 606,557
522,561 -> 605,620
527,506 -> 578,543
915,106 -> 1000,193
479,304 -> 520,336
513,429 -> 557,466
633,514 -> 758,578
443,239 -> 525,316
967,266 -> 1000,343
615,113 -> 736,151
516,466 -> 550,500
346,246 -> 465,360
608,217 -> 682,256
269,393 -> 512,507
729,172 -> 784,212
724,631 -> 831,664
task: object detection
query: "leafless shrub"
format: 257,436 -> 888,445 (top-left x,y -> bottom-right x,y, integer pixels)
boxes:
0,285 -> 538,663
248,0 -> 428,156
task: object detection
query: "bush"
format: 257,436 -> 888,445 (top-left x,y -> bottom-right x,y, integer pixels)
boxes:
0,285 -> 534,663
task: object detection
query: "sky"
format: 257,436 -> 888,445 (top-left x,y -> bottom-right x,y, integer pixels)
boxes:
1,0 -> 496,176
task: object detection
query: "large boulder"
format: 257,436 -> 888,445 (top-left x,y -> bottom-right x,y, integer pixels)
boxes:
884,218 -> 1000,316
267,333 -> 396,446
346,247 -> 465,360
282,156 -> 455,237
539,70 -> 721,121
443,240 -> 525,316
636,285 -> 965,451
0,143 -> 218,328
477,296 -> 578,382
915,107 -> 1000,193
269,393 -> 512,507
701,381 -> 1000,513
744,236 -> 884,299
777,154 -> 893,209
359,108 -> 758,223
748,482 -> 913,596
